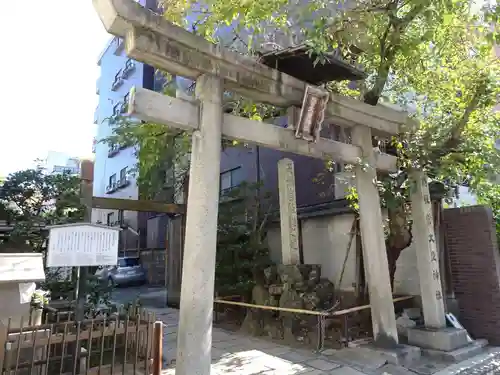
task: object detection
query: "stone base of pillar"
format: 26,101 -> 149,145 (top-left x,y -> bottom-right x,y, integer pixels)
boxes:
407,327 -> 469,352
421,339 -> 488,362
408,327 -> 489,362
363,343 -> 422,367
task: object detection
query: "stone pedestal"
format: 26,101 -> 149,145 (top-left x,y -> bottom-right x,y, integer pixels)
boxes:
407,327 -> 469,352
408,327 -> 488,362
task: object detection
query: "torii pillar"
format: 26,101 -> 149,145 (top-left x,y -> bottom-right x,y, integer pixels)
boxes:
175,75 -> 223,375
407,171 -> 470,352
352,125 -> 399,345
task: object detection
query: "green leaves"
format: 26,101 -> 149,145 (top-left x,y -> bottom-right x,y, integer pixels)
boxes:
102,111 -> 192,200
0,168 -> 84,250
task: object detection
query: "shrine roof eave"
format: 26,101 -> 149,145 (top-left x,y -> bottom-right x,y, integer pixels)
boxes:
257,45 -> 367,84
93,0 -> 416,136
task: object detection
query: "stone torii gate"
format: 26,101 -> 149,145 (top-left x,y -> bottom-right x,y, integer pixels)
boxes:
93,0 -> 460,373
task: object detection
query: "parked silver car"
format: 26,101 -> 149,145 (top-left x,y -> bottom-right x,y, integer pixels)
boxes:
96,257 -> 147,287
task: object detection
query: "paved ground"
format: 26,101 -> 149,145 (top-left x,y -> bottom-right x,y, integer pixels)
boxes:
437,351 -> 500,375
111,284 -> 167,307
151,307 -> 500,375
113,286 -> 500,375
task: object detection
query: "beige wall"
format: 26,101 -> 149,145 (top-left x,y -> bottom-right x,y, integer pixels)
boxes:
0,284 -> 31,328
302,214 -> 358,292
266,211 -> 421,296
393,240 -> 420,296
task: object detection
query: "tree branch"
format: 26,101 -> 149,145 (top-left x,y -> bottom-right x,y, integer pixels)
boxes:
401,0 -> 430,25
428,78 -> 488,161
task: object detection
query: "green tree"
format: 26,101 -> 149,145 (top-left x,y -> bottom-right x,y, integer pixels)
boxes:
216,181 -> 275,297
0,168 -> 84,250
105,115 -> 192,200
109,0 -> 499,287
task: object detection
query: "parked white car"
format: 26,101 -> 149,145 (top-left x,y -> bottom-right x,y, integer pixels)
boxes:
95,257 -> 147,287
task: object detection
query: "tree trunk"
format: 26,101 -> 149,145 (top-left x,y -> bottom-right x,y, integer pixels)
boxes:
386,202 -> 413,290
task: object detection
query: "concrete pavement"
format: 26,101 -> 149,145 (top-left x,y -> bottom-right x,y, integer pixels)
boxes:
112,286 -> 500,375
150,307 -> 500,375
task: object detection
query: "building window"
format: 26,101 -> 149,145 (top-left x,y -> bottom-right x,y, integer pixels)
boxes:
107,212 -> 115,226
109,174 -> 116,186
154,71 -> 167,92
220,167 -> 243,194
320,124 -> 352,144
120,167 -> 127,181
117,210 -> 124,225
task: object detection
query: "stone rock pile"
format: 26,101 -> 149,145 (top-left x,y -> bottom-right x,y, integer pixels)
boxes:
240,264 -> 337,345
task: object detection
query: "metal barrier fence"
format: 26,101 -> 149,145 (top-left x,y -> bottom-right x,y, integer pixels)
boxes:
0,305 -> 163,375
214,295 -> 414,351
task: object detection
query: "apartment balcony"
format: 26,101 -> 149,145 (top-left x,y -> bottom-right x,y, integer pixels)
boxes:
118,176 -> 131,189
111,76 -> 124,91
52,165 -> 80,175
93,108 -> 99,125
120,102 -> 128,114
96,77 -> 101,95
108,144 -> 120,158
122,59 -> 136,79
92,138 -> 97,154
113,37 -> 125,56
105,176 -> 131,195
105,182 -> 118,194
112,102 -> 123,117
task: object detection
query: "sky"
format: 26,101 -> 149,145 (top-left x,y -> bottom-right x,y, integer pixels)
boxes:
0,1 -> 110,176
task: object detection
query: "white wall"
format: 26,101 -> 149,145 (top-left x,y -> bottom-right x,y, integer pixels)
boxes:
267,213 -> 358,292
393,240 -> 421,296
266,211 -> 422,296
302,214 -> 358,291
